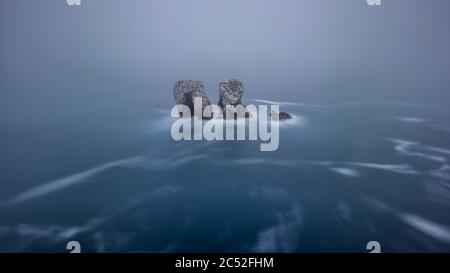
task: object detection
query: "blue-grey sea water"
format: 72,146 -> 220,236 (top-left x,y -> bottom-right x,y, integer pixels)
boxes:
1,0 -> 450,252
1,99 -> 450,252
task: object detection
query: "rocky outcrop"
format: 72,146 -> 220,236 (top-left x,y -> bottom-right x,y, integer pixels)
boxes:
218,79 -> 244,110
173,80 -> 210,117
172,79 -> 291,120
271,111 -> 292,121
279,112 -> 292,120
218,79 -> 251,119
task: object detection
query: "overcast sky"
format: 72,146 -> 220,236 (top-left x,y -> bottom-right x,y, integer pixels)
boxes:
1,0 -> 450,108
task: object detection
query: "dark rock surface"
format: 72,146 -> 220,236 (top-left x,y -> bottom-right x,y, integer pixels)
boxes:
278,111 -> 292,120
271,111 -> 292,120
172,79 -> 291,120
218,79 -> 252,119
173,80 -> 210,117
218,79 -> 244,110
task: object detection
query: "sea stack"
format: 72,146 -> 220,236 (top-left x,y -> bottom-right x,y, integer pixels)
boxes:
218,79 -> 244,110
173,80 -> 211,117
271,111 -> 292,120
172,79 -> 291,120
218,79 -> 251,119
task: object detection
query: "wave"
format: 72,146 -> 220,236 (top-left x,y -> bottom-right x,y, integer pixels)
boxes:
4,148 -> 207,206
426,146 -> 450,155
388,138 -> 447,164
395,116 -> 427,123
400,214 -> 450,243
330,167 -> 360,178
346,162 -> 419,175
251,205 -> 303,252
4,156 -> 145,206
362,197 -> 450,245
278,113 -> 306,128
305,161 -> 419,176
0,185 -> 183,251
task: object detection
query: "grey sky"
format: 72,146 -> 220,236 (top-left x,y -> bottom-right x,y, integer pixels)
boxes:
1,0 -> 449,107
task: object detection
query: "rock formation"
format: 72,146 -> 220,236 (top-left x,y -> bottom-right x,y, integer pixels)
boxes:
218,79 -> 251,119
218,79 -> 244,110
172,79 -> 291,120
271,111 -> 292,121
173,80 -> 210,117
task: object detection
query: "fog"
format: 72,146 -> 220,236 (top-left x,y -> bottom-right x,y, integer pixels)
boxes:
1,0 -> 450,118
1,1 -> 450,252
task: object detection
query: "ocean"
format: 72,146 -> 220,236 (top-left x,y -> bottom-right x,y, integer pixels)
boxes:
1,98 -> 450,252
1,0 -> 450,253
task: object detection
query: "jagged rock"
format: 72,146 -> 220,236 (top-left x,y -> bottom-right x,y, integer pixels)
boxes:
271,111 -> 292,120
279,112 -> 292,120
173,80 -> 210,117
172,79 -> 291,121
218,79 -> 244,109
218,79 -> 251,119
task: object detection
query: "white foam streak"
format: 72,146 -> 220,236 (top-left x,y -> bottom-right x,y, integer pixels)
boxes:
395,117 -> 427,123
348,162 -> 419,175
330,167 -> 360,178
5,151 -> 206,206
400,214 -> 450,243
6,156 -> 145,206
